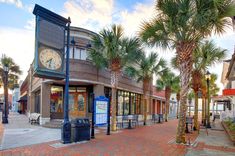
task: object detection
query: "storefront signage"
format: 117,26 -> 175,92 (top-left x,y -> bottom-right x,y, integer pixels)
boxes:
33,4 -> 69,79
223,89 -> 235,96
94,96 -> 109,126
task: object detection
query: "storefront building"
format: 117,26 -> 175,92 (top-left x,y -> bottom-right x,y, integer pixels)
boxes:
218,55 -> 235,120
23,27 -> 176,125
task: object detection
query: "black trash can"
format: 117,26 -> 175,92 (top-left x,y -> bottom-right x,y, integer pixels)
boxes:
71,118 -> 90,142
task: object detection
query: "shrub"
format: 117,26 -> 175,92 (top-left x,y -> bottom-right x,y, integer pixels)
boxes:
229,123 -> 235,131
224,119 -> 233,126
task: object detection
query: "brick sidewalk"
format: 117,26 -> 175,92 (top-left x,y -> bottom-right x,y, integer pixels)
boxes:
0,119 -> 198,156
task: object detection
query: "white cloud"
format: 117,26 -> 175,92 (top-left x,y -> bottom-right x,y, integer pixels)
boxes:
0,0 -> 23,8
118,1 -> 155,37
62,0 -> 114,32
0,27 -> 34,80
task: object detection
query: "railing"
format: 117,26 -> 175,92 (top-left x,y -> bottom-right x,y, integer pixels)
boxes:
220,110 -> 235,121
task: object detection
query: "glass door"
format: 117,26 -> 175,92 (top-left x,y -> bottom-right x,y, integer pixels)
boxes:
69,91 -> 86,119
50,86 -> 64,119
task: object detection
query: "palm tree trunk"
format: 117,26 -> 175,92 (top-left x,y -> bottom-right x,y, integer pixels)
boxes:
111,71 -> 118,131
176,43 -> 194,144
165,87 -> 171,122
143,98 -> 147,125
165,99 -> 169,122
176,92 -> 180,119
143,80 -> 149,125
193,92 -> 199,130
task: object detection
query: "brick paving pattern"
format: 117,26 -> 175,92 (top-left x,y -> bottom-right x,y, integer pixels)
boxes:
0,120 -> 196,156
0,119 -> 234,156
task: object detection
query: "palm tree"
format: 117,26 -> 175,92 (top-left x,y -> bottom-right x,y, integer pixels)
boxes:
139,0 -> 235,143
0,54 -> 21,120
89,24 -> 143,131
171,40 -> 226,130
192,41 -> 226,130
156,70 -> 180,122
125,52 -> 166,125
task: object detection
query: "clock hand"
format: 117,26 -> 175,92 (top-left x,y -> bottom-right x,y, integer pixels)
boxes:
46,58 -> 52,63
46,58 -> 53,68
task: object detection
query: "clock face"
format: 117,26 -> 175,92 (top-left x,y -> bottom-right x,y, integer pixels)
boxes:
39,48 -> 62,70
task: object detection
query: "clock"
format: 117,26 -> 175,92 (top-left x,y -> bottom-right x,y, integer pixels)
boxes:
39,48 -> 62,70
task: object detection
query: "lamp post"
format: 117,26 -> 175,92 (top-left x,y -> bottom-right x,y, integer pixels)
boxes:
2,65 -> 9,124
61,17 -> 71,144
188,98 -> 192,117
205,71 -> 211,128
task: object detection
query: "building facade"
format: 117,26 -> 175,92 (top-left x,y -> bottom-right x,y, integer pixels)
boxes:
11,87 -> 20,112
219,55 -> 235,119
22,27 -> 177,125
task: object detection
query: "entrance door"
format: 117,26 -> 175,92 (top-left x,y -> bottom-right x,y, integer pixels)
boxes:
69,92 -> 86,119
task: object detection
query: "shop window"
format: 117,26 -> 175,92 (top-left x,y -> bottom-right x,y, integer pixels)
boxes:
123,92 -> 129,115
50,86 -> 63,113
69,47 -> 88,60
104,87 -> 111,98
118,91 -> 123,115
35,90 -> 41,113
78,94 -> 85,111
69,94 -> 75,111
130,93 -> 136,114
81,49 -> 87,60
74,48 -> 80,59
117,90 -> 141,115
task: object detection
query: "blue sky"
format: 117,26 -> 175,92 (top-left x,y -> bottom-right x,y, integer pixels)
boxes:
0,0 -> 235,94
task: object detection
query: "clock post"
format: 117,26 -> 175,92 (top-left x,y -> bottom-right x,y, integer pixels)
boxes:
33,4 -> 72,144
62,17 -> 71,144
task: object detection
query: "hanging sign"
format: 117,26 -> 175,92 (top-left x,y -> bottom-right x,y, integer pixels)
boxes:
94,96 -> 109,126
33,4 -> 70,79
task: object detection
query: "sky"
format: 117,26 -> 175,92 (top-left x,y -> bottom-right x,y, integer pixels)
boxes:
0,0 -> 235,95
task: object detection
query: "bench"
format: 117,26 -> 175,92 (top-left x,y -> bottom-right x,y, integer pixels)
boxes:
29,113 -> 40,124
131,115 -> 139,127
152,114 -> 158,123
116,115 -> 139,129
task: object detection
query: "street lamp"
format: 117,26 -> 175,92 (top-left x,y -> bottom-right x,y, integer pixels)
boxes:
2,65 -> 9,124
205,70 -> 211,128
61,17 -> 71,144
188,98 -> 192,117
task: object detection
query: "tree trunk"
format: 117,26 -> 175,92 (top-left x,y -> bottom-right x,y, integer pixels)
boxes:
111,71 -> 118,131
176,92 -> 180,119
143,98 -> 147,125
193,91 -> 199,130
143,79 -> 150,125
165,87 -> 171,122
176,42 -> 194,144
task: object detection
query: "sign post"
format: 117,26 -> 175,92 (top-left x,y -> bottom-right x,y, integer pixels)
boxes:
91,93 -> 95,139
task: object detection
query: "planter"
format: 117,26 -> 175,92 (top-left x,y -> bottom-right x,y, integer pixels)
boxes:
222,121 -> 235,145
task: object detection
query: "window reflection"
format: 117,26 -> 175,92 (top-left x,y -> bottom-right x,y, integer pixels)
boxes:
117,90 -> 141,116
50,86 -> 63,113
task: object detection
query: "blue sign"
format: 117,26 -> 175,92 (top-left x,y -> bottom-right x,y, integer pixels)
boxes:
94,96 -> 109,126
